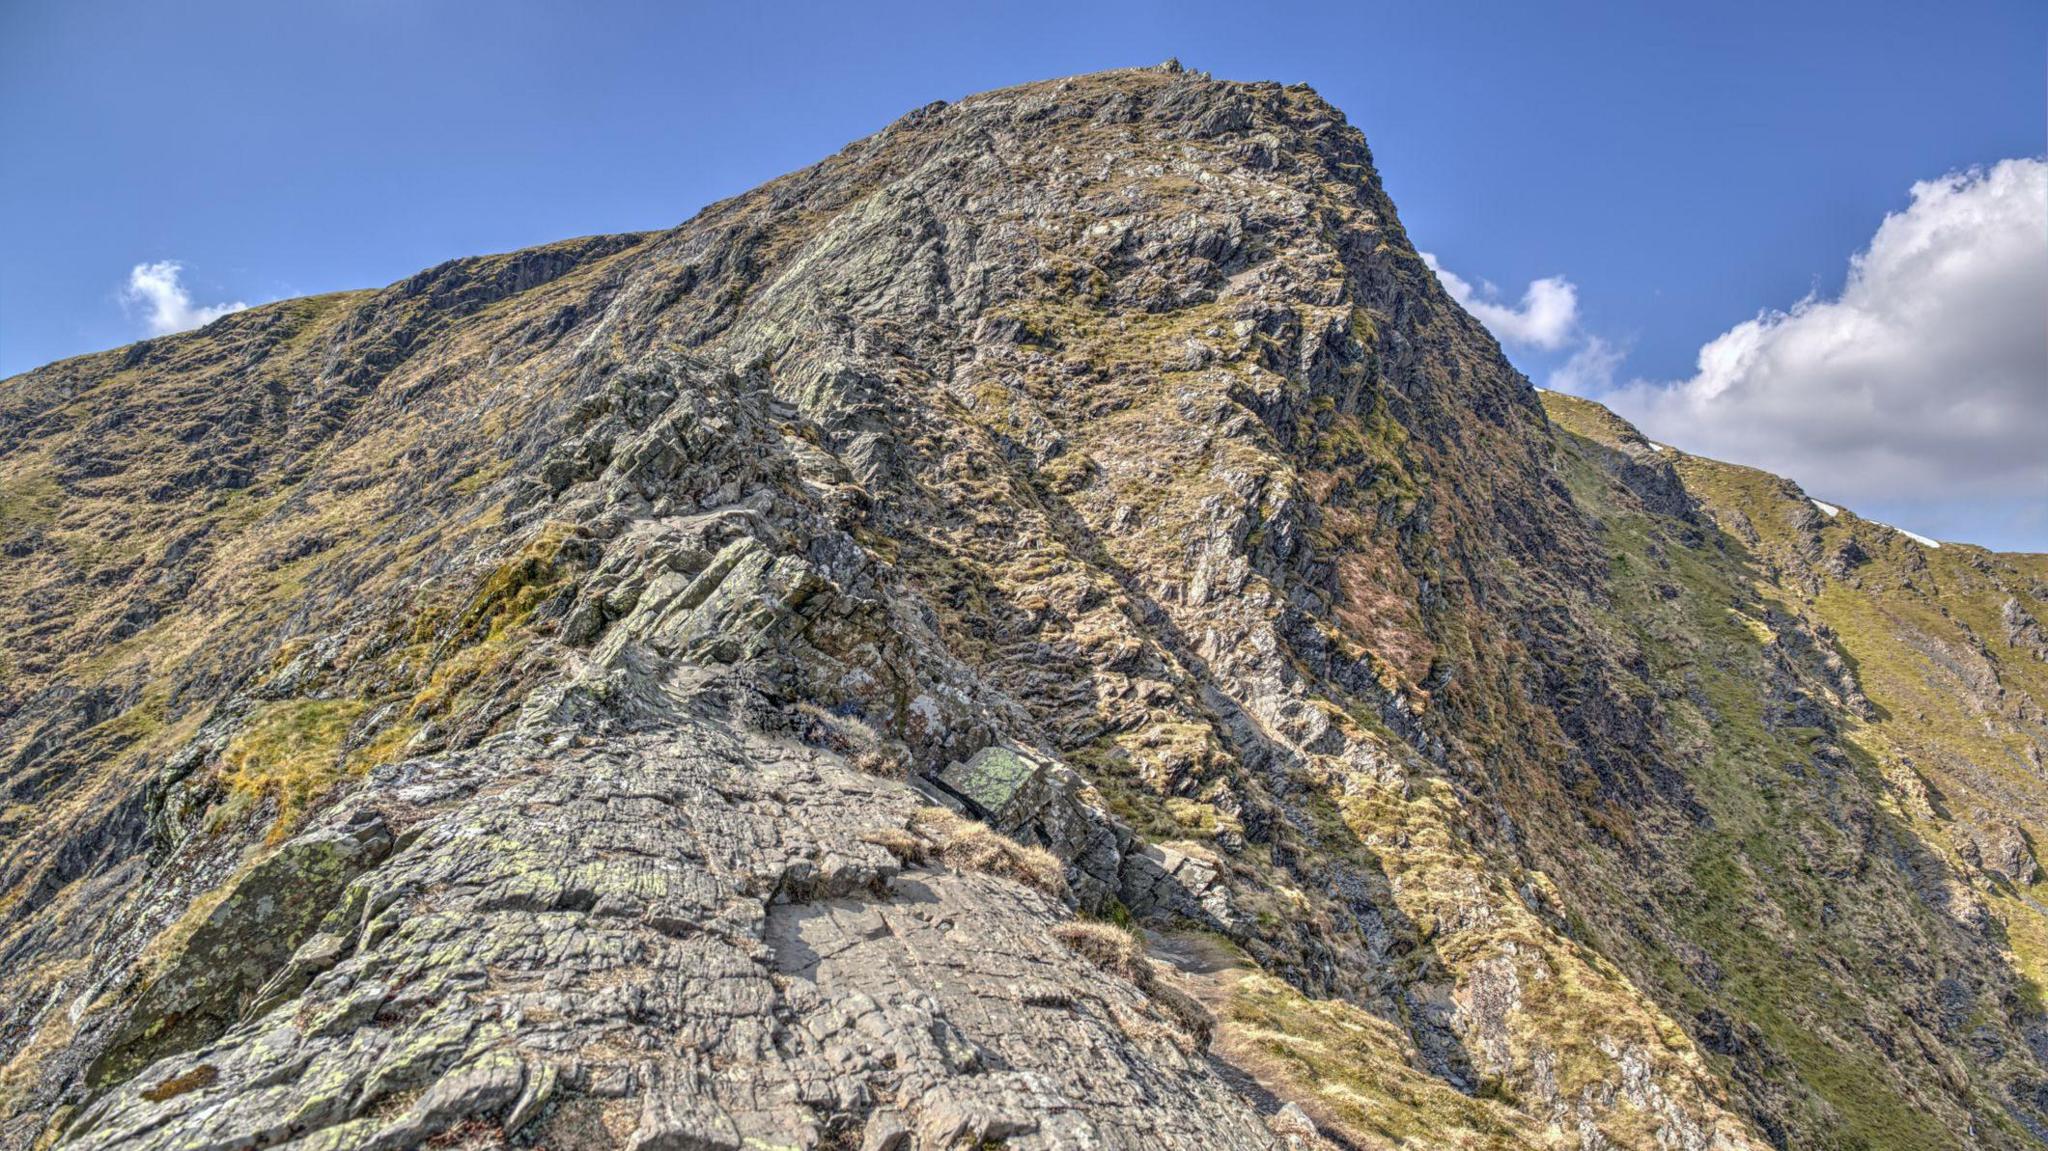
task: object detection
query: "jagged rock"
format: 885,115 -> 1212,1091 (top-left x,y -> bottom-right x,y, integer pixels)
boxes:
1267,1102 -> 1338,1150
1825,536 -> 1871,578
85,810 -> 394,1088
1121,842 -> 1225,922
62,722 -> 1278,1151
1962,818 -> 2040,885
2005,597 -> 2048,662
932,745 -> 1136,912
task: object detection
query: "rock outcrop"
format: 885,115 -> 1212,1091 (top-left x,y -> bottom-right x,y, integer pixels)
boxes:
66,723 -> 1268,1151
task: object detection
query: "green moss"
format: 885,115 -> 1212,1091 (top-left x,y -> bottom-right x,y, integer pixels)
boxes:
216,699 -> 369,837
452,520 -> 581,644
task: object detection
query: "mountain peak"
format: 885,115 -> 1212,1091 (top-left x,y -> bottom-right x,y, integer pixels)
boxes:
5,71 -> 2047,1151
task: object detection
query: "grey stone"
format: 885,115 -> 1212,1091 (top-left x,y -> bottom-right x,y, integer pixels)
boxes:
62,721 -> 1278,1151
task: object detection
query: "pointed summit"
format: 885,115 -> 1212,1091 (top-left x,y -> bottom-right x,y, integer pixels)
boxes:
6,71 -> 2047,1151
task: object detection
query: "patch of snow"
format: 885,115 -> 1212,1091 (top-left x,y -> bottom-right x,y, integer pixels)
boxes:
1534,385 -> 1552,393
1810,500 -> 1839,518
1871,518 -> 1941,547
1648,442 -> 1667,453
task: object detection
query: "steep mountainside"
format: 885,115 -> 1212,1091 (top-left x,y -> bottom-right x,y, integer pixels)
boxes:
3,64 -> 2045,1150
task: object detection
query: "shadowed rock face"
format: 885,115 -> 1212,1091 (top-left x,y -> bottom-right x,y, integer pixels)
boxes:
4,63 -> 2048,1151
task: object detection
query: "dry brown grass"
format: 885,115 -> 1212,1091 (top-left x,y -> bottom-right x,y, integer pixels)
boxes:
1053,920 -> 1150,983
140,1064 -> 217,1103
795,702 -> 903,776
859,826 -> 927,866
1054,920 -> 1214,1047
906,807 -> 1068,899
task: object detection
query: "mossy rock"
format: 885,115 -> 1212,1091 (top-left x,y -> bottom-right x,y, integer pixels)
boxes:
87,813 -> 392,1088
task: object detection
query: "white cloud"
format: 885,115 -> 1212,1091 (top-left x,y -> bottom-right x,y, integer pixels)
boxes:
1421,251 -> 1579,350
1605,157 -> 2048,509
1547,335 -> 1624,393
122,261 -> 248,336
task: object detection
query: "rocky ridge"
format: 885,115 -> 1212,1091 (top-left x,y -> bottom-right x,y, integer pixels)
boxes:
2,63 -> 2046,1150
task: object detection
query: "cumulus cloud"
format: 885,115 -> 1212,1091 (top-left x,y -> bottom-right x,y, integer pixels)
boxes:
1605,157 -> 2048,508
1547,335 -> 1625,394
122,261 -> 248,336
1420,251 -> 1579,350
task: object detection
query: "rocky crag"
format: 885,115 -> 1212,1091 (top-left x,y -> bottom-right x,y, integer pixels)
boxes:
3,63 -> 2046,1150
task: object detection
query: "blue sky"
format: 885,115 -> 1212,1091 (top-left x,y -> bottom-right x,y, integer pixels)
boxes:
3,1 -> 2043,548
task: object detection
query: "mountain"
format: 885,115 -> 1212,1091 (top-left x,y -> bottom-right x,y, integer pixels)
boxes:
4,62 -> 2046,1151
